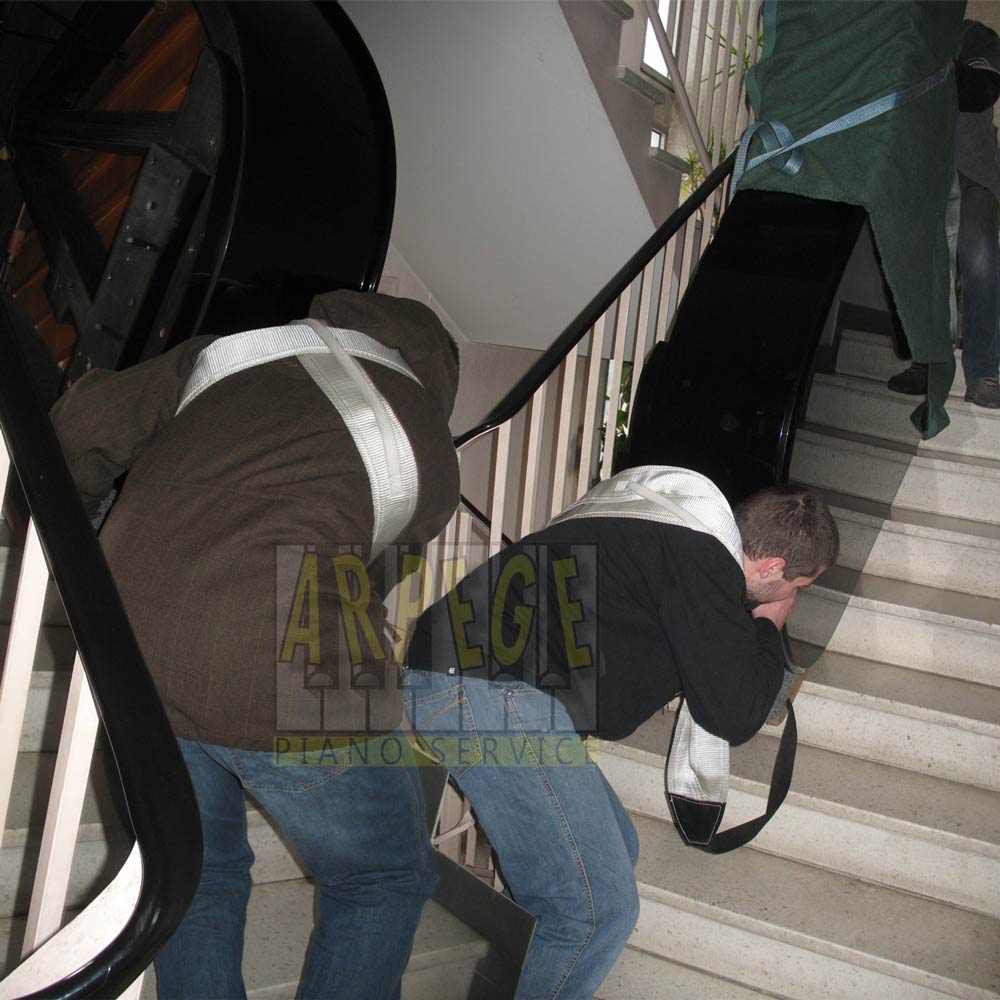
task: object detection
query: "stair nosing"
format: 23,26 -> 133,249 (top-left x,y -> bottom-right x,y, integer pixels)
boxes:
798,423 -> 1000,474
797,486 -> 1000,545
807,567 -> 1000,632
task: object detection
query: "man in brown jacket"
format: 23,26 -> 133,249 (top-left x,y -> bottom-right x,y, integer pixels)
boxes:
51,290 -> 461,999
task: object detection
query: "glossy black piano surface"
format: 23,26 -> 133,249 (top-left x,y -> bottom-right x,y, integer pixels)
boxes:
620,189 -> 868,503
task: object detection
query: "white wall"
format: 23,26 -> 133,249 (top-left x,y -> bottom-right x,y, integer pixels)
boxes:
378,242 -> 541,438
344,0 -> 654,351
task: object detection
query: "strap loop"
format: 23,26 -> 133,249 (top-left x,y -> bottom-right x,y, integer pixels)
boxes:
732,61 -> 952,200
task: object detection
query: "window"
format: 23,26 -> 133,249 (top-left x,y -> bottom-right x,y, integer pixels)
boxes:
642,0 -> 682,82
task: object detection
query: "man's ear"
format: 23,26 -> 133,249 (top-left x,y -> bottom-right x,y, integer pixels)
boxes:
758,556 -> 786,580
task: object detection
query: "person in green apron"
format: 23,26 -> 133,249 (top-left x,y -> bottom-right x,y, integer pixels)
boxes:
735,1 -> 965,437
887,19 -> 1000,409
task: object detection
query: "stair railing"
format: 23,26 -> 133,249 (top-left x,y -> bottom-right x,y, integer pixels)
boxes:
0,306 -> 202,999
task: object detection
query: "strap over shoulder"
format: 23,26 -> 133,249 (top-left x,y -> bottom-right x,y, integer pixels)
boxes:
549,464 -> 742,565
176,320 -> 422,559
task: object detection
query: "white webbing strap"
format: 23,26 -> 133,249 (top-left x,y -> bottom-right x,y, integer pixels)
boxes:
175,321 -> 421,556
552,466 -> 737,806
550,465 -> 743,563
624,479 -> 743,566
176,323 -> 420,415
297,319 -> 420,559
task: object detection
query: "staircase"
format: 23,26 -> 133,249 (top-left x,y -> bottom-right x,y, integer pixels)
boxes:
595,324 -> 1000,998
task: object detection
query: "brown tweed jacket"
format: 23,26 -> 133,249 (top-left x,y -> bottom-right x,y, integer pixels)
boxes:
51,291 -> 460,749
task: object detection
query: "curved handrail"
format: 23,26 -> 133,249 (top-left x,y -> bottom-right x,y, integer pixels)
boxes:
0,247 -> 202,1000
454,151 -> 737,451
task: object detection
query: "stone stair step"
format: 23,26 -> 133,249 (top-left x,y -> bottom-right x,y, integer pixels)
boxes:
807,488 -> 1000,542
835,328 -> 968,397
791,426 -> 1000,526
808,373 -> 1000,462
597,945 -> 778,998
791,567 -> 1000,689
629,812 -> 1000,999
2,751 -> 113,834
0,885 -> 487,999
600,712 -> 1000,920
0,820 -> 131,925
798,635 -> 1000,729
240,887 -> 489,1000
792,642 -> 1000,785
829,501 -> 1000,599
1,783 -> 411,922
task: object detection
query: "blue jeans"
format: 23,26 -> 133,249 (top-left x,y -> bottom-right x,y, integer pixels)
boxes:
404,670 -> 640,1000
957,172 -> 1000,384
155,733 -> 438,999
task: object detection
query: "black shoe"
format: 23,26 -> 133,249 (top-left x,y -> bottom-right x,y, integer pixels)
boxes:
887,364 -> 928,395
965,376 -> 1000,409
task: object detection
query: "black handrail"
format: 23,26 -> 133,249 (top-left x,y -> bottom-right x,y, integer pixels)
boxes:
0,304 -> 203,997
454,151 -> 737,450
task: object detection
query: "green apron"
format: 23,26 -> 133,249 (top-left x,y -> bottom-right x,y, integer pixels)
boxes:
739,1 -> 965,438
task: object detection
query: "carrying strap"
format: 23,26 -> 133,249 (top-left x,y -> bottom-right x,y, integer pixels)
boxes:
624,480 -> 742,563
669,701 -> 797,853
732,61 -> 953,200
177,323 -> 420,412
705,702 -> 795,853
626,479 -> 797,852
177,321 -> 421,559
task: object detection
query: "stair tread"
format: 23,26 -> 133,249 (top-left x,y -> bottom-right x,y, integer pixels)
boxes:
631,812 -> 1000,993
1,883 -> 487,992
792,642 -> 1000,732
798,422 -> 1000,474
615,712 -> 1000,848
597,946 -> 777,999
1,751 -> 115,834
815,371 -> 994,421
236,882 -> 487,994
836,328 -> 968,396
809,373 -> 1000,465
813,564 -> 1000,630
810,489 -> 1000,543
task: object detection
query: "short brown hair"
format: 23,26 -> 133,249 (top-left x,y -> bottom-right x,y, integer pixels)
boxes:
733,485 -> 839,579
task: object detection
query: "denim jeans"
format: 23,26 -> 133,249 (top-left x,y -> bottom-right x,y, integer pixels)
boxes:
957,172 -> 1000,384
154,733 -> 438,999
404,670 -> 640,1000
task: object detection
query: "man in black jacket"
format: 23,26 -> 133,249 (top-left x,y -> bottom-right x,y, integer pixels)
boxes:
404,471 -> 837,999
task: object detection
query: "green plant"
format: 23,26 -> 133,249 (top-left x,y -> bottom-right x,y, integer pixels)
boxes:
703,1 -> 763,90
679,130 -> 727,205
598,361 -> 634,470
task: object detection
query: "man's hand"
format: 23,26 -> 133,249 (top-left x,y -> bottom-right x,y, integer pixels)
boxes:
751,593 -> 797,631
